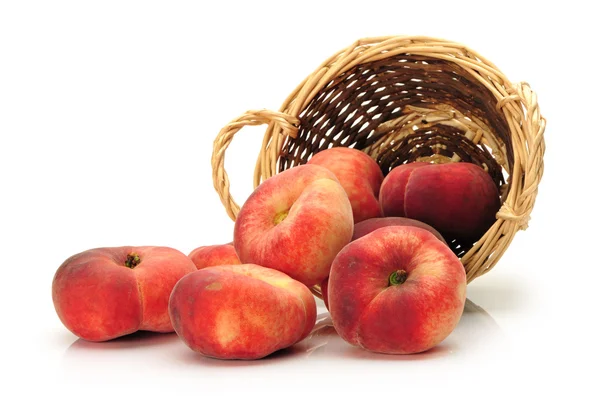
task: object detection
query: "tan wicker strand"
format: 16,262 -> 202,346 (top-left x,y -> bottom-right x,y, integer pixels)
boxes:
211,36 -> 546,288
211,109 -> 299,220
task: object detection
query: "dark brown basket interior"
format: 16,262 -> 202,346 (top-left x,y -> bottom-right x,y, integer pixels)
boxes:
278,54 -> 514,257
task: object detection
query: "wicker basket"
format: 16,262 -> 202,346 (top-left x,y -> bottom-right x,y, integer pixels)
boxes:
211,35 -> 546,291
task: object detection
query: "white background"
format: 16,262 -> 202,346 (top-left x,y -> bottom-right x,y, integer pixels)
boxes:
1,1 -> 598,397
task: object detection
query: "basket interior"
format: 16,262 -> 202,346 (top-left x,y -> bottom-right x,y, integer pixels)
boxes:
278,54 -> 515,257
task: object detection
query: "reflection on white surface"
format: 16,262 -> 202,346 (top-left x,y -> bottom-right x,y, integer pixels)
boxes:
53,294 -> 518,397
292,298 -> 503,361
63,297 -> 504,369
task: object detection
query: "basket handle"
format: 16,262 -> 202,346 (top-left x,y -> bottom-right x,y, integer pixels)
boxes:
211,109 -> 300,221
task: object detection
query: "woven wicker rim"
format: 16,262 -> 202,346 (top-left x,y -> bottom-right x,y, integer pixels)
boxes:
211,35 -> 546,287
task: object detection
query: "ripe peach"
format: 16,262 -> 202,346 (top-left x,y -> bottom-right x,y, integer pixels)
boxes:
169,264 -> 317,360
307,147 -> 384,223
52,246 -> 197,342
328,226 -> 466,354
379,162 -> 500,241
188,243 -> 241,269
352,217 -> 447,245
321,215 -> 446,311
234,164 -> 353,287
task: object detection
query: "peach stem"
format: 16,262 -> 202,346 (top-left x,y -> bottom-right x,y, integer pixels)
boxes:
273,210 -> 289,225
388,270 -> 408,286
125,253 -> 141,268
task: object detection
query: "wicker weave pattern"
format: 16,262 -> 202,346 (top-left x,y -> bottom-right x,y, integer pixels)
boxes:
211,36 -> 546,284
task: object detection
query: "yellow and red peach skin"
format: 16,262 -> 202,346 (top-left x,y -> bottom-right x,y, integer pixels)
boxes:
188,243 -> 241,269
234,164 -> 353,287
328,226 -> 466,354
52,246 -> 197,342
307,147 -> 384,223
168,264 -> 317,360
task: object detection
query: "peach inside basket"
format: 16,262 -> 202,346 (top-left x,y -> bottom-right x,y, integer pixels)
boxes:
280,54 -> 512,258
211,36 -> 546,289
